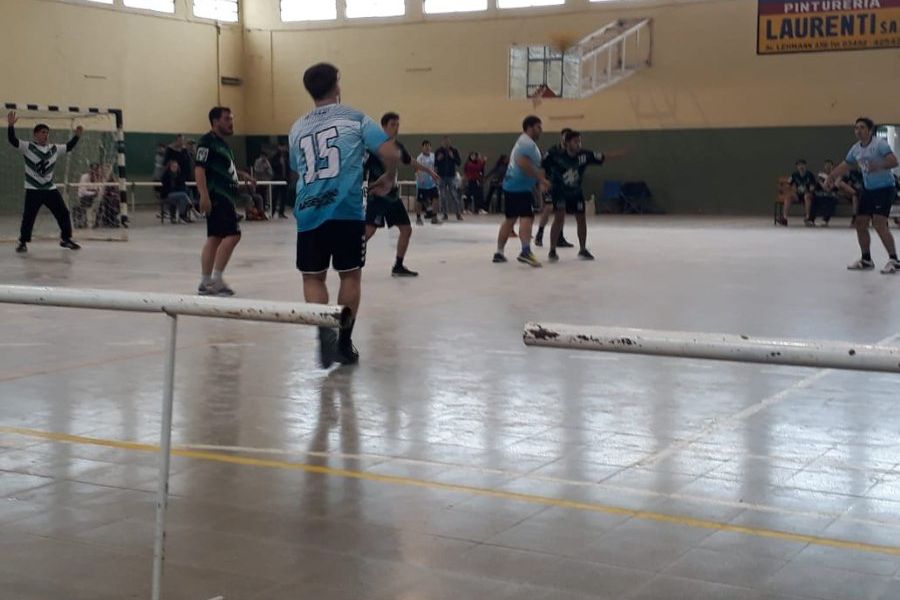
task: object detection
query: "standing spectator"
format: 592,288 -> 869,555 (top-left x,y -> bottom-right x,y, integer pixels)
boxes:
813,159 -> 841,227
271,142 -> 290,218
485,154 -> 508,213
164,135 -> 193,179
152,144 -> 167,181
464,152 -> 486,214
161,160 -> 192,223
434,136 -> 462,221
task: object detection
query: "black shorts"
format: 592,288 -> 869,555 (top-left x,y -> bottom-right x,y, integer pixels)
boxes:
207,201 -> 241,238
858,186 -> 895,217
296,220 -> 366,274
416,188 -> 438,206
366,195 -> 411,229
553,194 -> 586,215
504,191 -> 535,219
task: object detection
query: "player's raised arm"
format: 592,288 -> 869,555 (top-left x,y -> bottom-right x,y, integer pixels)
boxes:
65,125 -> 84,152
7,111 -> 19,148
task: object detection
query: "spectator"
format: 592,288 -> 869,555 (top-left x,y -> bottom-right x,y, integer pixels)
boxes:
74,163 -> 104,228
97,165 -> 122,227
485,154 -> 509,213
253,150 -> 274,213
843,167 -> 864,224
152,144 -> 167,181
464,151 -> 487,214
778,159 -> 816,226
434,136 -> 462,220
164,135 -> 193,180
161,160 -> 192,223
812,159 -> 840,227
270,142 -> 290,218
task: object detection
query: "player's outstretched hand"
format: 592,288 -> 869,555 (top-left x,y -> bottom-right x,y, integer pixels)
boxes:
74,125 -> 84,137
7,111 -> 17,126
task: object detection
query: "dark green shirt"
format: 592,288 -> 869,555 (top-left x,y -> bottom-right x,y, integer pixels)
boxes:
196,132 -> 238,204
364,140 -> 411,200
542,148 -> 604,199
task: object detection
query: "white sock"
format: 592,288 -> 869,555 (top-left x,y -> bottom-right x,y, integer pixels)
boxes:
211,270 -> 223,282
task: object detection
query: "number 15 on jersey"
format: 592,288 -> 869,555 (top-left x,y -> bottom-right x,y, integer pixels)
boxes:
300,127 -> 341,184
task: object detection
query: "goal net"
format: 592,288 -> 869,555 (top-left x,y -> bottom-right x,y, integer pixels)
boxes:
0,105 -> 128,242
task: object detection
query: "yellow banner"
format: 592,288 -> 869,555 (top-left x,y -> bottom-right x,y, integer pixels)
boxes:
757,2 -> 900,54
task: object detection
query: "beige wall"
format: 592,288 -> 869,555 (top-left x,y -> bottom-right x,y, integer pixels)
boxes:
3,0 -> 897,136
0,0 -> 243,134
243,0 -> 900,135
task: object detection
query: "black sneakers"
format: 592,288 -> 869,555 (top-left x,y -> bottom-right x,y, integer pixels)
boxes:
557,237 -> 575,248
15,240 -> 26,253
59,239 -> 81,250
392,264 -> 419,277
335,342 -> 360,365
318,327 -> 338,368
578,249 -> 595,260
492,252 -> 508,263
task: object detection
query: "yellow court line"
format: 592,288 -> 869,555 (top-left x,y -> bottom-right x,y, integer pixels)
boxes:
3,425 -> 900,557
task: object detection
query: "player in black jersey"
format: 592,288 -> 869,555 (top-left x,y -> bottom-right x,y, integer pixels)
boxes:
364,112 -> 439,277
535,128 -> 574,249
542,130 -> 625,261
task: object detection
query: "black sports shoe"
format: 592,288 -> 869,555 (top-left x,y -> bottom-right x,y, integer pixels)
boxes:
548,249 -> 559,262
492,252 -> 508,263
318,327 -> 338,368
557,237 -> 574,248
392,264 -> 419,277
15,240 -> 26,253
578,249 -> 595,260
335,342 -> 360,365
59,239 -> 81,250
534,233 -> 544,247
120,215 -> 129,229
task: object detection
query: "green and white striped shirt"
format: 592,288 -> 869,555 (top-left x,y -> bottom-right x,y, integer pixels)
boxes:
17,141 -> 69,190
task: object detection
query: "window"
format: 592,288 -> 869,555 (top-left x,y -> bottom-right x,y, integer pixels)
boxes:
509,45 -> 580,99
281,0 -> 336,21
193,0 -> 238,22
123,0 -> 175,13
346,0 -> 404,18
499,0 -> 564,7
423,0 -> 487,14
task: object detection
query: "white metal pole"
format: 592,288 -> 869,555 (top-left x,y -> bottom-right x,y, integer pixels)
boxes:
523,322 -> 900,374
152,313 -> 178,600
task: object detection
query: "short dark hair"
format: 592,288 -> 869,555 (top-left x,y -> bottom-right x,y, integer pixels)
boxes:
855,117 -> 875,130
796,159 -> 807,165
564,130 -> 581,143
381,112 -> 400,127
33,124 -> 49,134
824,158 -> 834,164
522,115 -> 542,131
303,63 -> 339,101
561,127 -> 574,136
422,139 -> 431,146
208,106 -> 231,125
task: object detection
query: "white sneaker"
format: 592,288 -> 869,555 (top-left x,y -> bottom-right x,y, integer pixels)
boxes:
847,259 -> 875,271
880,259 -> 900,274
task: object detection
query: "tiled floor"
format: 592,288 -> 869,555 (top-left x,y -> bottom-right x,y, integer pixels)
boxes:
2,213 -> 900,599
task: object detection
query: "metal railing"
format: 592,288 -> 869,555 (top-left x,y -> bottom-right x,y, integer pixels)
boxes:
523,322 -> 900,374
0,285 -> 350,600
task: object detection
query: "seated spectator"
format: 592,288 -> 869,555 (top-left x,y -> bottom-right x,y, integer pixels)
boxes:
253,150 -> 274,212
96,165 -> 122,227
161,160 -> 192,223
463,152 -> 486,215
238,180 -> 267,221
74,163 -> 104,229
778,159 -> 816,226
812,159 -> 841,227
484,154 -> 508,214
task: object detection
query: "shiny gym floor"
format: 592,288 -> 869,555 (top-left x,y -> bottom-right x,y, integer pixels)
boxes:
2,214 -> 900,600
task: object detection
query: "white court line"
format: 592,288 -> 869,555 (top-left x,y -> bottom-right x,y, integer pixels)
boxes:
634,332 -> 900,469
176,442 -> 900,528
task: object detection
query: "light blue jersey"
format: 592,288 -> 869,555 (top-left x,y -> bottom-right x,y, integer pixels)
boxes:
846,138 -> 896,191
416,152 -> 437,190
290,103 -> 389,232
503,133 -> 542,193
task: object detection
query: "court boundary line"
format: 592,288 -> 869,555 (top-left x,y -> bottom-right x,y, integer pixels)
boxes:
4,425 -> 900,558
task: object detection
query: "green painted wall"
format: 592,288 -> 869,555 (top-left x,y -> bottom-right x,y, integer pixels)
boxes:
124,126 -> 857,215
